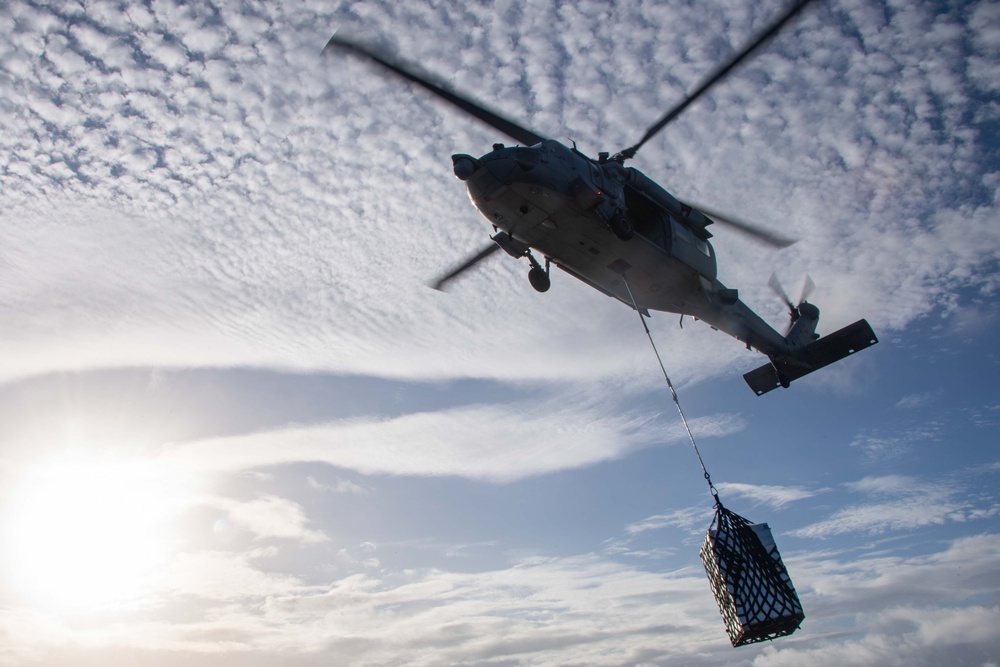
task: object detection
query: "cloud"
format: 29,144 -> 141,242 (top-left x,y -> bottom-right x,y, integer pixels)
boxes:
752,606 -> 1000,667
793,475 -> 1000,538
333,542 -> 381,571
843,475 -> 917,495
443,541 -> 499,559
159,396 -> 746,483
848,424 -> 941,462
623,506 -> 715,537
714,482 -> 826,509
794,533 -> 1000,612
765,534 -> 1000,666
306,475 -> 370,495
893,390 -> 943,410
2,534 -> 999,666
967,402 -> 1000,429
162,548 -> 313,602
0,552 -> 722,664
206,495 -> 329,544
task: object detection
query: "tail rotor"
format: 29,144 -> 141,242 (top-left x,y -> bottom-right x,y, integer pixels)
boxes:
768,273 -> 818,339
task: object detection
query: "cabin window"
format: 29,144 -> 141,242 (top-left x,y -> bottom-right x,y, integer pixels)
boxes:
696,239 -> 711,256
675,224 -> 694,244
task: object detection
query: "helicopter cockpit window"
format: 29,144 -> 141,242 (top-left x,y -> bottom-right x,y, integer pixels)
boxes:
514,147 -> 541,168
696,238 -> 711,257
514,148 -> 542,164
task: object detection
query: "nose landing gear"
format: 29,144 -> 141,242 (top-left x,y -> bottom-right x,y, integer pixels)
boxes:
492,230 -> 551,293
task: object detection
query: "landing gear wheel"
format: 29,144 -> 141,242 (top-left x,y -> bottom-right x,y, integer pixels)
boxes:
610,211 -> 634,241
528,266 -> 550,293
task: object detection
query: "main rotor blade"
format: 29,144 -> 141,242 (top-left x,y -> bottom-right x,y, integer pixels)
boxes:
690,202 -> 797,249
430,242 -> 501,291
324,35 -> 546,147
618,0 -> 817,160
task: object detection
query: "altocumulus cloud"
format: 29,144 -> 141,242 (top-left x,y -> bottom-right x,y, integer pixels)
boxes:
1,0 -> 999,391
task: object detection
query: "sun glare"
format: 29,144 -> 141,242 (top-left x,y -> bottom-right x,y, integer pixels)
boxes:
4,456 -> 189,612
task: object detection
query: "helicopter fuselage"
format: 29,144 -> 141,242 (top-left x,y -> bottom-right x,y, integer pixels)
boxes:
323,9 -> 879,395
453,140 -> 793,358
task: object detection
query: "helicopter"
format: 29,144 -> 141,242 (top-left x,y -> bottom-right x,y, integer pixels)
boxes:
323,0 -> 878,396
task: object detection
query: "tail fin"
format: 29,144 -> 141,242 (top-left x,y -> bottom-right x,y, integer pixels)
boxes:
743,319 -> 878,396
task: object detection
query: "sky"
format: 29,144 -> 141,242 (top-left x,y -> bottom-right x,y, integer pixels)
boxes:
0,0 -> 998,664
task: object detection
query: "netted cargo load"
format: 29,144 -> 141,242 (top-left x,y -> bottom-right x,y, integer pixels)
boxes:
700,504 -> 804,647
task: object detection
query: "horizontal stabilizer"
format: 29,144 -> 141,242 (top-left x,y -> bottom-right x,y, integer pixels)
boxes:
744,319 -> 878,396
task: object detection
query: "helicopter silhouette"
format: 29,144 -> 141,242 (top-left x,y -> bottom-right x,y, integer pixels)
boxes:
323,0 -> 878,395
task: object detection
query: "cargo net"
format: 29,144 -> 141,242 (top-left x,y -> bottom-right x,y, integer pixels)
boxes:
700,504 -> 805,647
